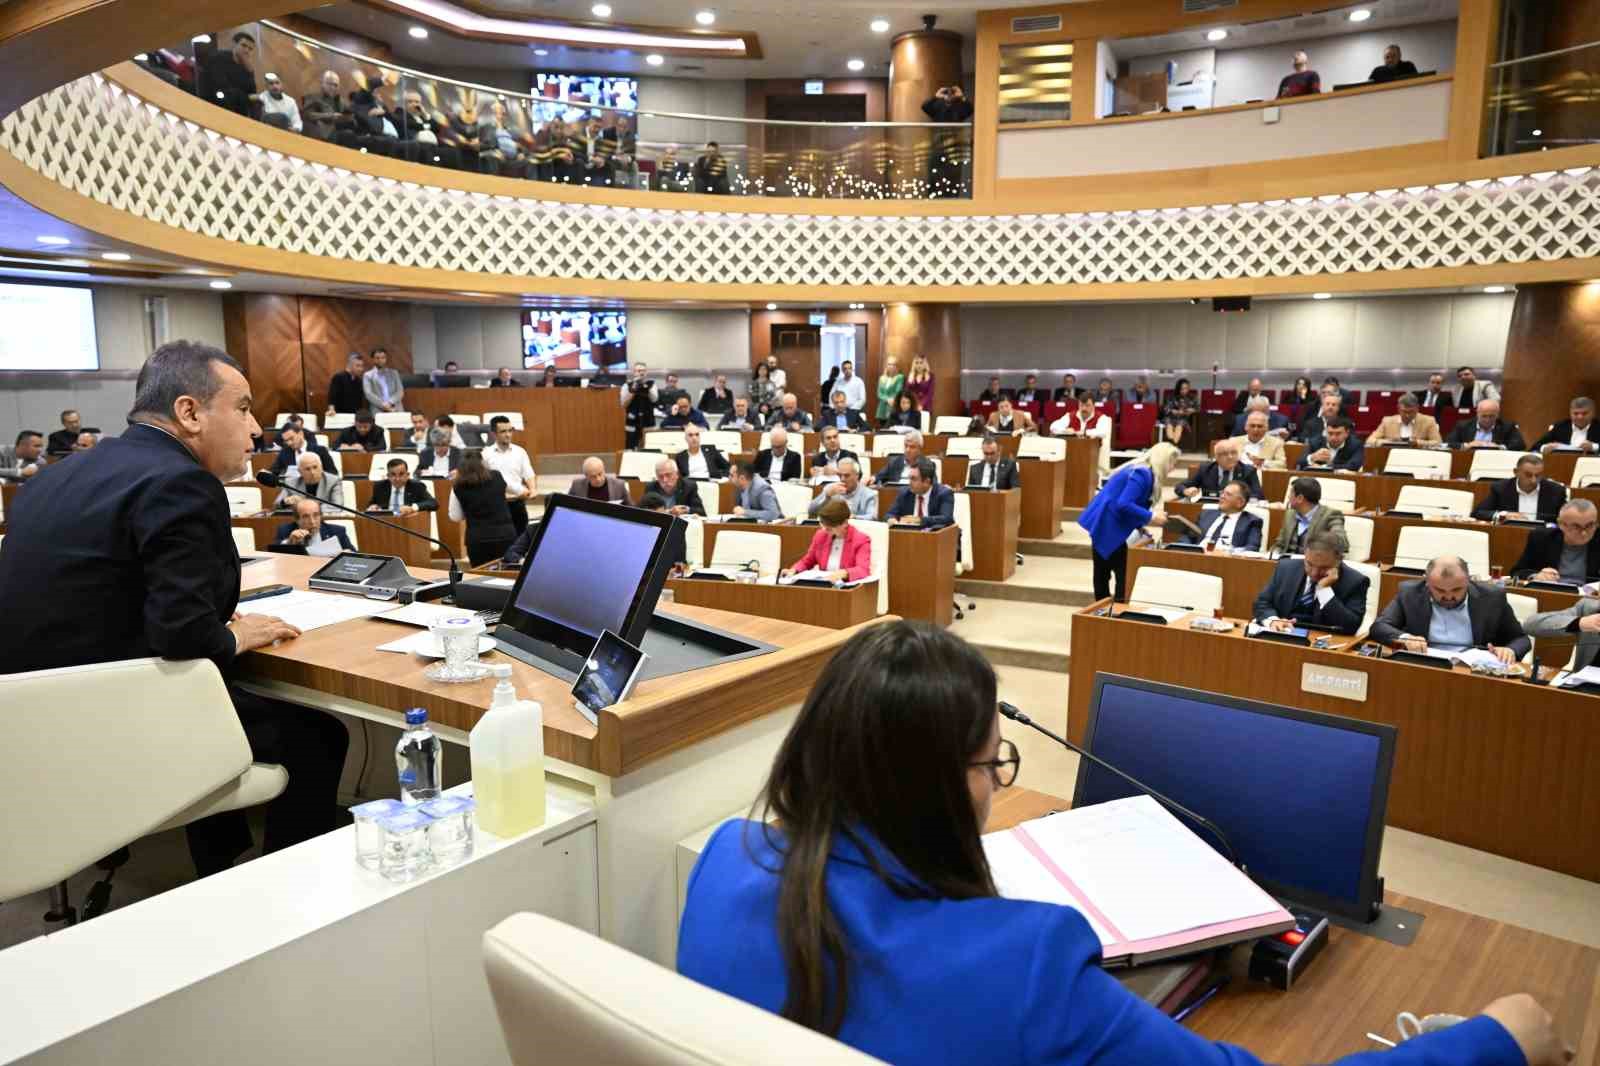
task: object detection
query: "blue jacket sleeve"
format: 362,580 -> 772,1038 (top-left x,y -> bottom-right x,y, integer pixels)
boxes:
925,487 -> 955,529
1240,514 -> 1264,553
1337,442 -> 1366,471
1107,469 -> 1155,532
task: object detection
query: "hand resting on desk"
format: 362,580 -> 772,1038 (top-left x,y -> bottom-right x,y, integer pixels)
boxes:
1482,993 -> 1573,1065
228,611 -> 301,654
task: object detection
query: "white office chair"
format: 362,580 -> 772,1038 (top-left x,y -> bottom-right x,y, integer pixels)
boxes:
1395,485 -> 1475,517
374,412 -> 412,431
644,430 -> 687,454
483,411 -> 525,430
1383,448 -> 1452,479
0,658 -> 288,924
368,452 -> 419,480
701,430 -> 744,453
1017,437 -> 1067,461
451,412 -> 482,426
919,411 -> 931,432
710,530 -> 781,579
1285,476 -> 1357,512
1394,525 -> 1490,575
274,412 -> 318,430
483,912 -> 883,1066
837,432 -> 868,455
680,516 -> 705,569
952,491 -> 976,619
620,451 -> 666,482
872,435 -> 906,457
1468,450 -> 1528,482
323,413 -> 355,431
933,415 -> 972,436
695,480 -> 725,518
230,526 -> 257,555
1505,592 -> 1540,663
322,449 -> 344,477
1571,457 -> 1600,489
324,518 -> 359,551
1343,515 -> 1374,564
849,518 -> 890,614
944,437 -> 984,459
772,481 -> 815,519
1128,567 -> 1224,615
225,486 -> 264,516
1349,561 -> 1381,639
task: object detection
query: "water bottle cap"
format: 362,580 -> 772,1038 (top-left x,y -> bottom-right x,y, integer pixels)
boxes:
490,663 -> 513,679
404,707 -> 428,726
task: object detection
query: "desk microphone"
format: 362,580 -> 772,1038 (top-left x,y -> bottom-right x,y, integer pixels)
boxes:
255,469 -> 462,594
997,701 -> 1241,868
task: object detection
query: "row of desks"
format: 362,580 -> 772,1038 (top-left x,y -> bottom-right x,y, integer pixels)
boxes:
230,478 -> 465,566
1238,466 -> 1600,515
1275,442 -> 1594,483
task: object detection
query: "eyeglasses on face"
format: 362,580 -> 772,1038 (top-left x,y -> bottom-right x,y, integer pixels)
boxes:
970,738 -> 1020,788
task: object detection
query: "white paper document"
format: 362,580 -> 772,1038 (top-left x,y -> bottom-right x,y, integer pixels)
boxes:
1123,603 -> 1189,622
238,589 -> 389,632
377,601 -> 477,628
1558,665 -> 1600,688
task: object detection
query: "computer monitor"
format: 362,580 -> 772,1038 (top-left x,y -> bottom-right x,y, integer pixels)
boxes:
1074,674 -> 1395,922
432,374 -> 471,388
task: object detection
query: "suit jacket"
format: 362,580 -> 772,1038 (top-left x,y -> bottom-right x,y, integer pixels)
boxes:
1525,598 -> 1600,671
986,410 -> 1037,434
1446,419 -> 1526,451
753,448 -> 802,483
1366,414 -> 1442,447
1226,433 -> 1287,468
965,456 -> 1020,491
1294,413 -> 1340,444
886,483 -> 955,529
566,473 -> 630,503
1184,508 -> 1264,552
1270,504 -> 1347,557
809,449 -> 859,478
717,410 -> 760,431
1371,580 -> 1531,659
1297,437 -> 1366,472
1531,419 -> 1600,451
734,475 -> 782,520
1511,526 -> 1600,581
270,440 -> 336,475
676,446 -> 731,479
1078,463 -> 1156,560
1454,380 -> 1500,409
489,377 -> 521,388
766,409 -> 814,432
415,446 -> 463,477
273,521 -> 356,551
334,425 -> 388,451
1251,557 -> 1370,634
369,479 -> 438,511
274,472 -> 345,511
1230,411 -> 1289,435
874,453 -> 929,486
698,387 -> 734,415
1176,461 -> 1263,499
818,408 -> 869,432
1472,478 -> 1567,523
327,370 -> 366,414
0,423 -> 239,673
1413,388 -> 1450,417
1230,391 -> 1273,415
646,477 -> 706,517
661,409 -> 710,429
790,525 -> 873,582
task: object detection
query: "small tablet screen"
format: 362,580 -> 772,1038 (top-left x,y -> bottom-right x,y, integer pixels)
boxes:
310,552 -> 390,583
572,630 -> 648,722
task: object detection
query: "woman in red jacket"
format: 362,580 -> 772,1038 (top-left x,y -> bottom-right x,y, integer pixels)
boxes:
781,498 -> 872,582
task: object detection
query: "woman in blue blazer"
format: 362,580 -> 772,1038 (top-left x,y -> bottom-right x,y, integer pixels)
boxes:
1077,442 -> 1180,601
677,622 -> 1562,1066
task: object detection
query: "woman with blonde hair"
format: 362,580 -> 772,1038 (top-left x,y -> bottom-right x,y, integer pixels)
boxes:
904,354 -> 934,413
876,357 -> 906,425
1077,441 -> 1179,601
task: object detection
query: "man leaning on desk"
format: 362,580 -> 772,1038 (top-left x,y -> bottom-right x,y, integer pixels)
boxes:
1532,396 -> 1600,455
1297,416 -> 1365,471
1511,499 -> 1600,583
1371,556 -> 1531,664
0,341 -> 348,876
1472,453 -> 1567,523
1253,532 -> 1369,635
887,459 -> 954,528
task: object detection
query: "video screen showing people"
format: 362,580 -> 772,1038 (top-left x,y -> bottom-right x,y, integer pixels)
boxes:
521,310 -> 628,371
531,74 -> 638,125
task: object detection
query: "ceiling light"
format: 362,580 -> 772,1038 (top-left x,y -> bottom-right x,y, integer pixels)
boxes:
592,3 -> 612,16
1532,128 -> 1543,137
36,235 -> 70,246
695,10 -> 716,25
646,53 -> 664,65
209,280 -> 234,290
533,47 -> 549,56
1312,292 -> 1332,300
870,17 -> 890,32
191,34 -> 211,44
1348,8 -> 1372,21
102,252 -> 132,262
765,302 -> 777,310
1206,28 -> 1228,41
846,58 -> 865,71
1483,285 -> 1507,294
408,25 -> 429,39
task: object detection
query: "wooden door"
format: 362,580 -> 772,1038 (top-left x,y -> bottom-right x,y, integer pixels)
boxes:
772,326 -> 822,416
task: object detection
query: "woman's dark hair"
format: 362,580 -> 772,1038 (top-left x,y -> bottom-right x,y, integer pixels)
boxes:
756,621 -> 998,1036
896,391 -> 917,411
1175,377 -> 1193,395
755,363 -> 771,379
815,497 -> 851,527
456,448 -> 491,487
1294,376 -> 1313,396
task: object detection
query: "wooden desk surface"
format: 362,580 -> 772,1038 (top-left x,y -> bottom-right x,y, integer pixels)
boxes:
984,787 -> 1600,1064
235,555 -> 869,779
666,576 -> 877,629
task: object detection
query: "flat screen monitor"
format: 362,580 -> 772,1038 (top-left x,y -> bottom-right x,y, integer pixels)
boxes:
1074,674 -> 1395,922
530,74 -> 638,125
521,310 -> 627,371
0,282 -> 99,370
494,493 -> 676,675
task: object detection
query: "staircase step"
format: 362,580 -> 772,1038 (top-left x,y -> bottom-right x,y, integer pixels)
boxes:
1019,537 -> 1092,559
955,579 -> 1092,607
950,598 -> 1074,673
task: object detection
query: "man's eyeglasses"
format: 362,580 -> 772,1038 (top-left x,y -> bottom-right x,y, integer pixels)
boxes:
970,739 -> 1021,788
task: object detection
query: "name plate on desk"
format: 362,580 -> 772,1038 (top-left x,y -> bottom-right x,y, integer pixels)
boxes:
1301,663 -> 1368,703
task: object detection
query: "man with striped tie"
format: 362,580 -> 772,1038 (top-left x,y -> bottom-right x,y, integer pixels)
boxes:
1252,532 -> 1370,635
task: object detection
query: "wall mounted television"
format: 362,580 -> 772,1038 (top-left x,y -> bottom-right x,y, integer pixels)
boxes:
530,74 -> 638,125
521,309 -> 627,371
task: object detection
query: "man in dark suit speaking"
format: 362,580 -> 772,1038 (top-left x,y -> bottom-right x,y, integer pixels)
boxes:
0,341 -> 349,877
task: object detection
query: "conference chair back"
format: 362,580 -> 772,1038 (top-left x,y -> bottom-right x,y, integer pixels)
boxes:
231,527 -> 257,555
1572,457 -> 1600,490
849,518 -> 890,613
933,415 -> 972,436
1505,592 -> 1539,663
1395,525 -> 1491,576
697,481 -> 724,517
681,516 -> 705,569
772,481 -> 815,519
483,411 -> 526,430
324,518 -> 360,550
837,432 -> 868,455
1128,566 -> 1224,615
0,658 -> 288,903
482,912 -> 885,1066
323,413 -> 355,430
872,435 -> 906,457
1395,485 -> 1476,517
702,430 -> 743,453
1383,448 -> 1452,479
1284,476 -> 1357,512
374,412 -> 413,431
920,411 -> 931,432
943,437 -> 984,459
226,486 -> 265,516
1349,561 -> 1381,638
451,412 -> 483,425
1344,515 -> 1375,563
710,531 -> 781,579
369,452 -> 420,480
953,492 -> 974,576
1468,449 -> 1527,482
1017,436 -> 1067,461
322,449 -> 344,477
620,451 -> 664,482
645,430 -> 687,454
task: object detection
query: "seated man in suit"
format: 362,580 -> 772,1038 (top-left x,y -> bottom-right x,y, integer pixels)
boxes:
1525,596 -> 1600,673
1322,376 -> 1358,410
1533,396 -> 1600,455
1272,477 -> 1347,556
1446,398 -> 1526,451
819,389 -> 869,432
273,452 -> 345,510
1178,438 -> 1263,499
1371,555 -> 1531,663
886,458 -> 955,529
1230,377 -> 1268,414
718,396 -> 761,431
1511,498 -> 1600,583
676,424 -> 730,480
1013,374 -> 1042,408
730,460 -> 783,520
809,425 -> 858,485
333,409 -> 387,451
431,415 -> 467,449
655,372 -> 690,415
766,392 -> 814,432
977,376 -> 1008,404
648,457 -> 707,517
698,374 -> 734,416
1366,393 -> 1441,447
269,423 -> 335,476
1052,372 -> 1082,404
1252,531 -> 1369,635
966,435 -> 1019,490
1298,416 -> 1364,472
1228,395 -> 1289,437
568,455 -> 630,503
1294,390 -> 1344,444
1227,410 -> 1288,469
809,456 -> 878,519
45,408 -> 83,455
868,430 -> 928,487
1414,372 -> 1449,416
274,497 -> 355,553
660,395 -> 710,430
1182,480 -> 1264,553
985,397 -> 1036,437
1472,452 -> 1567,522
367,457 -> 437,514
415,429 -> 462,478
754,426 -> 803,483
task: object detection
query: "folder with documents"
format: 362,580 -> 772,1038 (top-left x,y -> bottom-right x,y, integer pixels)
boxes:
982,795 -> 1294,967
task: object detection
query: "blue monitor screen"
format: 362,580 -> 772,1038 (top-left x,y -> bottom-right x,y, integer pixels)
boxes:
1075,676 -> 1393,918
514,505 -> 663,640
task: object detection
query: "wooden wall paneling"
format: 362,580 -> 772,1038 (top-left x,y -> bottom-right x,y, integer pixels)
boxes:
298,296 -> 414,415
888,32 -> 963,194
224,292 -> 304,425
1447,0 -> 1501,160
883,303 -> 962,417
749,309 -> 884,406
1501,282 -> 1600,436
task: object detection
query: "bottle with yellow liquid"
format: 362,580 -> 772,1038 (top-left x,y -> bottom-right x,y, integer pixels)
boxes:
469,663 -> 547,838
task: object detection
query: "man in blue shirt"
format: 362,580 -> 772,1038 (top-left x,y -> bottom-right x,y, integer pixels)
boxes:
1371,555 -> 1530,663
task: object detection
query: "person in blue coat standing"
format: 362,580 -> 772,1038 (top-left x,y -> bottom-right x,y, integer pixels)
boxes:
1078,442 -> 1181,601
677,621 -> 1564,1066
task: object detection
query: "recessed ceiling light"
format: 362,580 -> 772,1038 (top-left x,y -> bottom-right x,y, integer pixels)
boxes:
1312,292 -> 1332,300
695,10 -> 716,25
1483,285 -> 1507,294
646,53 -> 664,65
533,47 -> 549,56
1206,28 -> 1228,41
1348,8 -> 1372,21
209,280 -> 234,290
592,3 -> 612,16
870,17 -> 890,32
408,25 -> 429,39
846,58 -> 865,71
191,34 -> 211,44
36,235 -> 70,246
765,302 -> 777,310
102,252 -> 132,261
1532,128 -> 1543,137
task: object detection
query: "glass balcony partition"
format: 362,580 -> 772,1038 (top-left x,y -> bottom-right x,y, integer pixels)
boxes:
1484,40 -> 1600,156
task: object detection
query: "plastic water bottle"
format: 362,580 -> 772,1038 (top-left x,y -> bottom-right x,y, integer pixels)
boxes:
396,707 -> 443,805
469,665 -> 547,837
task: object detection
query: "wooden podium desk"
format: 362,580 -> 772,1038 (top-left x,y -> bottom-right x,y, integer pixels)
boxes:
1018,457 -> 1067,540
1062,437 -> 1099,508
348,478 -> 463,562
1067,605 -> 1600,882
234,554 -> 870,964
667,576 -> 877,629
420,385 -> 624,455
964,488 -> 1021,582
987,786 -> 1600,1064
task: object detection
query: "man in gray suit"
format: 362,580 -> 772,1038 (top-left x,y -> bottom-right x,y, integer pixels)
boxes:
1524,598 -> 1600,671
567,455 -> 629,503
1370,555 -> 1530,663
808,457 -> 877,519
731,460 -> 782,520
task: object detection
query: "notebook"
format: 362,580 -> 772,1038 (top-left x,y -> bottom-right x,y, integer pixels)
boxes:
982,795 -> 1293,967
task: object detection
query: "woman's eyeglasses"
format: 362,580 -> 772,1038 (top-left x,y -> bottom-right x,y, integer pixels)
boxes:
970,739 -> 1020,788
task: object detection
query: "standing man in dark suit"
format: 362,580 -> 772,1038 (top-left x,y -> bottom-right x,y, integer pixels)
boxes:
676,424 -> 730,480
1178,439 -> 1263,499
1472,453 -> 1567,522
367,457 -> 437,513
325,352 -> 366,416
1533,397 -> 1600,455
1371,556 -> 1530,662
966,435 -> 1019,490
886,460 -> 955,529
1184,481 -> 1265,553
1511,499 -> 1600,583
754,426 -> 803,483
1252,532 -> 1369,634
269,423 -> 335,476
0,341 -> 348,876
1447,399 -> 1525,451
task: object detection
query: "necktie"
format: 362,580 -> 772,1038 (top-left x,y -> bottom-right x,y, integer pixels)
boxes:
985,463 -> 994,487
916,493 -> 925,519
1296,579 -> 1316,613
1209,515 -> 1226,546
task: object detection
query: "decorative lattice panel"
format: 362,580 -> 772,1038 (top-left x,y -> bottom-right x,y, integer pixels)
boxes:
3,74 -> 1598,288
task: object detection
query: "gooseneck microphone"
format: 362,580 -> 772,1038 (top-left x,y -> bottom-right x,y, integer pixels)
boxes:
998,701 -> 1241,869
256,469 -> 462,593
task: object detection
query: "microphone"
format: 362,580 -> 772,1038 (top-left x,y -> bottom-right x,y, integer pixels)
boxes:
997,701 -> 1240,868
256,469 -> 462,593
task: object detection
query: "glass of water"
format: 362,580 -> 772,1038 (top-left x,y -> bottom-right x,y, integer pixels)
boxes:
420,795 -> 476,867
377,808 -> 436,883
351,797 -> 406,870
424,615 -> 488,683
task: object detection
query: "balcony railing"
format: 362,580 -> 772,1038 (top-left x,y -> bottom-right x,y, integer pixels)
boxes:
132,19 -> 973,200
1484,39 -> 1600,156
